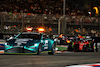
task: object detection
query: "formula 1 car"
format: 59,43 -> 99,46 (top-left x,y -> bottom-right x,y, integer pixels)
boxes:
67,36 -> 98,52
4,32 -> 56,55
74,38 -> 97,52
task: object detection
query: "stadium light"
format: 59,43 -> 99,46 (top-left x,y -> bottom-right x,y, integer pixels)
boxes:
93,7 -> 99,14
88,12 -> 91,15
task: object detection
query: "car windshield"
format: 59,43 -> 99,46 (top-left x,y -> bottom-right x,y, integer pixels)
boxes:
17,34 -> 42,40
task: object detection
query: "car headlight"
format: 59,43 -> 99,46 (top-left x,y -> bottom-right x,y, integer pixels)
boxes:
5,43 -> 8,45
28,44 -> 38,47
5,42 -> 10,46
28,44 -> 37,49
34,44 -> 37,46
5,42 -> 11,48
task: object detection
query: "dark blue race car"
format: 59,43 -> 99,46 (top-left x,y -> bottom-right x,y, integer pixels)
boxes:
5,32 -> 56,55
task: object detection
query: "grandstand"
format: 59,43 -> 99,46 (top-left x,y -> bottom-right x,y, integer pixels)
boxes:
0,0 -> 100,37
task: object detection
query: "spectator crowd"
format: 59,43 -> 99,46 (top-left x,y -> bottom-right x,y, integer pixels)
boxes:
0,0 -> 100,37
0,0 -> 85,15
67,27 -> 100,37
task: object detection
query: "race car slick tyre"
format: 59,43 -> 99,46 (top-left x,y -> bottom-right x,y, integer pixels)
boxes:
95,43 -> 98,52
68,43 -> 73,51
37,44 -> 42,55
74,44 -> 79,52
48,43 -> 56,55
93,43 -> 98,52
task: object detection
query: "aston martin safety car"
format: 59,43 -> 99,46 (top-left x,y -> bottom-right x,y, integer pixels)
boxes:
4,32 -> 56,55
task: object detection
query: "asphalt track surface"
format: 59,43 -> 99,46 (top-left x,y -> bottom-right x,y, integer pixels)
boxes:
0,50 -> 100,67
